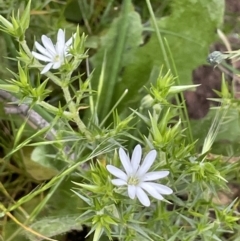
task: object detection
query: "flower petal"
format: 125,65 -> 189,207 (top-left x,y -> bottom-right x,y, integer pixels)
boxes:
149,183 -> 173,195
32,51 -> 52,62
57,29 -> 65,44
41,63 -> 53,74
128,185 -> 136,199
136,187 -> 150,206
56,29 -> 65,56
111,179 -> 127,186
52,61 -> 62,69
34,41 -> 53,59
140,182 -> 164,200
136,150 -> 157,177
106,165 -> 127,181
131,144 -> 142,173
41,35 -> 56,56
119,147 -> 132,175
142,171 -> 169,181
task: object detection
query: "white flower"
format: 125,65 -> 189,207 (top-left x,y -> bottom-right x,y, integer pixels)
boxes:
107,144 -> 173,207
32,29 -> 74,74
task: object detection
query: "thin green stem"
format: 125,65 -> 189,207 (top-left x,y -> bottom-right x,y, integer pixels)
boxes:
100,89 -> 128,127
61,85 -> 91,140
145,0 -> 193,144
38,101 -> 72,119
19,39 -> 32,57
5,177 -> 64,241
165,39 -> 194,144
145,0 -> 170,69
7,151 -> 100,213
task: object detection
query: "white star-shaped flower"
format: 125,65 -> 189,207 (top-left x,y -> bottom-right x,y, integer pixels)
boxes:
107,144 -> 173,207
32,29 -> 74,74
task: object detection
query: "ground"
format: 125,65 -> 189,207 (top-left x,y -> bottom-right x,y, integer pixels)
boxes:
186,0 -> 240,119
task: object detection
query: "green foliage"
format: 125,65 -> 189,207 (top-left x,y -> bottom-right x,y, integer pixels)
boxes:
25,215 -> 82,241
191,78 -> 240,155
0,0 -> 31,40
115,0 -> 224,112
22,146 -> 59,180
1,1 -> 240,241
90,1 -> 143,121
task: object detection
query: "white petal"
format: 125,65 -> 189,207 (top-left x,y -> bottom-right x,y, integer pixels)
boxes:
119,147 -> 132,175
150,183 -> 173,195
111,179 -> 127,186
52,61 -> 62,69
137,150 -> 157,177
128,185 -> 136,199
56,29 -> 65,56
140,182 -> 164,200
41,35 -> 56,56
34,41 -> 53,59
106,165 -> 127,181
32,51 -> 52,62
41,63 -> 53,74
131,144 -> 142,173
142,171 -> 169,181
136,187 -> 150,207
57,29 -> 65,44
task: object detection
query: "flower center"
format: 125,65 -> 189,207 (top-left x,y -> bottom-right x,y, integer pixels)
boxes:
54,54 -> 60,62
127,176 -> 140,186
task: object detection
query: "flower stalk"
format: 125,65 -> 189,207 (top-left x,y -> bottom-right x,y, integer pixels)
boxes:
61,84 -> 92,139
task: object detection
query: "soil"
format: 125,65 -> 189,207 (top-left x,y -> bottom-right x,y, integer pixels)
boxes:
185,0 -> 240,119
65,227 -> 89,241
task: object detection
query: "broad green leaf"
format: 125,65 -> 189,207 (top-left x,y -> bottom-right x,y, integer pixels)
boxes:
25,215 -> 82,241
47,179 -> 86,217
90,1 -> 143,121
3,222 -> 29,241
115,0 -> 224,112
3,178 -> 85,240
20,180 -> 85,240
64,0 -> 82,22
21,146 -> 59,180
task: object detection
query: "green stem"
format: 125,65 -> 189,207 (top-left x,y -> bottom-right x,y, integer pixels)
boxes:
145,0 -> 170,69
19,39 -> 32,57
61,85 -> 91,139
38,101 -> 72,119
165,40 -> 194,144
7,151 -> 99,213
5,177 -> 64,241
45,72 -> 62,86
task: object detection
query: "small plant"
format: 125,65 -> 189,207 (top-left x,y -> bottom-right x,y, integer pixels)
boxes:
0,1 -> 240,241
